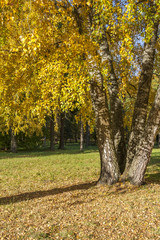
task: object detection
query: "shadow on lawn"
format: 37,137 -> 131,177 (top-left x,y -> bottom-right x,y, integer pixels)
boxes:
0,181 -> 97,205
146,172 -> 160,183
0,148 -> 98,160
149,156 -> 160,166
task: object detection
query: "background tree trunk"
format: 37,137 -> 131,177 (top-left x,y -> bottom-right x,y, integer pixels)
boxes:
59,112 -> 65,150
85,123 -> 90,147
42,121 -> 48,148
80,120 -> 84,151
158,134 -> 160,148
10,129 -> 17,153
50,114 -> 55,151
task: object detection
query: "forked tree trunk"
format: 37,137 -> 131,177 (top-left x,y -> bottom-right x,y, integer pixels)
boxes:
74,2 -> 159,185
90,80 -> 120,185
129,85 -> 160,185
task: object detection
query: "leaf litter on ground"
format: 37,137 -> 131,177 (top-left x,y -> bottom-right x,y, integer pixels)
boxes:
0,147 -> 160,239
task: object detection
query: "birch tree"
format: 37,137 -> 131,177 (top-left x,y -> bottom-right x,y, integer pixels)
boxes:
0,0 -> 159,185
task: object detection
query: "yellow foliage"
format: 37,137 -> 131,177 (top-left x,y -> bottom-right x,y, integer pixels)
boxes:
0,0 -> 159,134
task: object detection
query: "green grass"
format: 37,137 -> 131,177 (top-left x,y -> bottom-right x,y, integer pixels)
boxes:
146,148 -> 160,182
0,144 -> 99,194
0,145 -> 160,239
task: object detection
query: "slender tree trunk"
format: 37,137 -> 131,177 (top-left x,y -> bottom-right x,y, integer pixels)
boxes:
80,120 -> 84,151
42,122 -> 47,148
59,112 -> 65,150
90,80 -> 120,185
123,19 -> 159,179
158,134 -> 160,148
98,30 -> 126,173
10,129 -> 17,153
43,136 -> 46,148
128,85 -> 160,185
85,122 -> 90,147
50,114 -> 55,151
74,133 -> 78,143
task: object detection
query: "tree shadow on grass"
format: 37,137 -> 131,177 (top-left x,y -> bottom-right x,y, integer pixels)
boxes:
0,181 -> 97,206
0,148 -> 99,160
149,156 -> 160,166
147,154 -> 160,183
145,172 -> 160,184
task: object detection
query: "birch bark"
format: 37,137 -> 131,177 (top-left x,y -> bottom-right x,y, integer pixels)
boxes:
128,85 -> 160,185
123,19 -> 159,179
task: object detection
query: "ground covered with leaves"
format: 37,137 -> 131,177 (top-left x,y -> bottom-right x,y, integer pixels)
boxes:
0,145 -> 160,239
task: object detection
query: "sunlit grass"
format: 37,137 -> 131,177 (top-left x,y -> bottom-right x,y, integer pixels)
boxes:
146,148 -> 160,182
0,144 -> 99,195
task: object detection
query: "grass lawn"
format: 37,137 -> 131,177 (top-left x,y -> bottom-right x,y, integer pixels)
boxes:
0,144 -> 160,239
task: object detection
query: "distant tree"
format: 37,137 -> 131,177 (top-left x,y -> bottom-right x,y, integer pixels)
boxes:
50,114 -> 55,151
58,112 -> 65,150
80,120 -> 84,151
0,133 -> 10,151
10,129 -> 17,153
85,123 -> 90,147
